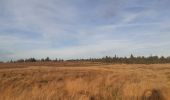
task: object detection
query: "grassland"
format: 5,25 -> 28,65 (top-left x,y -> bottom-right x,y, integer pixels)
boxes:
0,62 -> 170,100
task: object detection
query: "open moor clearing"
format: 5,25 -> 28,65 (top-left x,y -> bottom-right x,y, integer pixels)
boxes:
0,63 -> 170,100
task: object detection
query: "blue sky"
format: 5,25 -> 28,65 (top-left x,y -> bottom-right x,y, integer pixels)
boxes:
0,0 -> 170,61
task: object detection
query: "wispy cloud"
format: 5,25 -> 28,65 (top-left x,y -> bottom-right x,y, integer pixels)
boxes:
0,0 -> 170,61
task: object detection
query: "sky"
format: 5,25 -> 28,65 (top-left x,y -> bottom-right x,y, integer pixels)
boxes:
0,0 -> 170,61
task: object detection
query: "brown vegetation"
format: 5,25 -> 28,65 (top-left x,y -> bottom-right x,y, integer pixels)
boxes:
0,63 -> 170,100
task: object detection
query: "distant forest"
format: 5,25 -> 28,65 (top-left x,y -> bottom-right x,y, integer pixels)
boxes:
4,54 -> 170,64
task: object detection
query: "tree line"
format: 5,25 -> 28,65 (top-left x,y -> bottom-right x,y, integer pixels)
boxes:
6,54 -> 170,64
9,57 -> 64,63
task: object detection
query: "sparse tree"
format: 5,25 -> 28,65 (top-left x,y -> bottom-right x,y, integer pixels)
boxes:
45,57 -> 50,62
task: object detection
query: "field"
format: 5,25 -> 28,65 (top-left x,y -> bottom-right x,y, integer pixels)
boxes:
0,62 -> 170,100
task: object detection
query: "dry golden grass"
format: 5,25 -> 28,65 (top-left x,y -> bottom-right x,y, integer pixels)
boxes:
0,63 -> 170,100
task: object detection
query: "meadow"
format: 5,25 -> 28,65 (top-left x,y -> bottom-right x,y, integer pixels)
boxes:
0,62 -> 170,100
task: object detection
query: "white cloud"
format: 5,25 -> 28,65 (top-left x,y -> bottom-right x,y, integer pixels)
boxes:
11,39 -> 132,59
1,0 -> 170,61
